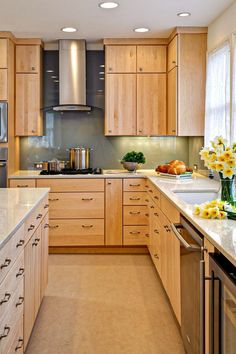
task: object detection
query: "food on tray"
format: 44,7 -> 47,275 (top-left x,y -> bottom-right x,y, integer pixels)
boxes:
156,160 -> 192,175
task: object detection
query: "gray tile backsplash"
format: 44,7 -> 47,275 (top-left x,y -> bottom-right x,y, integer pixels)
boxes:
20,109 -> 200,170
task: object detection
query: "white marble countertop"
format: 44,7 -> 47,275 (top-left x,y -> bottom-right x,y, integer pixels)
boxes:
9,169 -> 156,179
0,188 -> 49,250
149,175 -> 236,266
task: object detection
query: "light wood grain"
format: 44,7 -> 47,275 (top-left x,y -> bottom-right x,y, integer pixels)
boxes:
6,315 -> 23,354
0,69 -> 7,100
105,179 -> 123,245
167,67 -> 178,135
123,178 -> 146,192
137,45 -> 167,73
49,246 -> 148,254
105,74 -> 136,135
160,193 -> 180,223
49,219 -> 104,246
15,73 -> 43,136
137,73 -> 166,136
16,45 -> 40,73
168,27 -> 208,42
41,214 -> 49,301
123,191 -> 147,206
104,38 -> 169,45
9,179 -> 36,188
123,226 -> 149,245
0,39 -> 8,68
105,45 -> 136,73
123,206 -> 148,225
36,178 -> 104,192
168,36 -> 178,72
178,33 -> 207,136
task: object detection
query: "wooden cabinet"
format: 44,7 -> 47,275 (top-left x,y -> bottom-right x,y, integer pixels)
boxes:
37,178 -> 104,192
123,178 -> 146,192
105,74 -> 136,135
41,214 -> 49,300
16,45 -> 40,73
167,32 -> 207,136
15,73 -> 42,136
0,69 -> 7,100
137,73 -> 166,135
123,226 -> 149,245
137,45 -> 166,73
0,39 -> 8,68
105,45 -> 136,73
9,179 -> 36,188
105,179 -> 122,245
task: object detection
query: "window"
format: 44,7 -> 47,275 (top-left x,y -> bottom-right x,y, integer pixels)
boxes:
204,42 -> 231,147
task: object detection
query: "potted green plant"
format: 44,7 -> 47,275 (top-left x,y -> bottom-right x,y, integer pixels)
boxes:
121,151 -> 146,172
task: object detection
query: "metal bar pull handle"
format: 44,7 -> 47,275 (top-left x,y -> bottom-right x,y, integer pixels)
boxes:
171,223 -> 201,251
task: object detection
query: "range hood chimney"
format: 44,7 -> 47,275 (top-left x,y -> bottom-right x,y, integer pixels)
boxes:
53,39 -> 91,111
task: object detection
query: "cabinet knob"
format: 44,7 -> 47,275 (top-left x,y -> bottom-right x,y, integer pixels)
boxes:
109,67 -> 112,71
130,231 -> 140,235
31,130 -> 35,133
108,130 -> 112,133
139,68 -> 143,72
32,66 -> 35,71
0,326 -> 10,340
0,258 -> 11,269
172,130 -> 176,133
28,224 -> 35,232
154,254 -> 159,259
172,61 -> 176,64
107,182 -> 112,185
138,129 -> 143,133
16,239 -> 25,248
16,268 -> 24,277
0,293 -> 11,305
15,338 -> 24,351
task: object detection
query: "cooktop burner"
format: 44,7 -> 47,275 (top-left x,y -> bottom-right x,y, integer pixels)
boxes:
40,168 -> 102,175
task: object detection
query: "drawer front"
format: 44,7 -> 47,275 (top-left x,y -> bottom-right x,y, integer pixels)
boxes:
123,226 -> 149,246
0,225 -> 25,284
6,316 -> 23,354
146,181 -> 161,207
0,279 -> 24,354
0,252 -> 24,322
37,178 -> 105,192
25,207 -> 44,244
123,178 -> 146,192
49,219 -> 104,246
123,206 -> 148,225
49,193 -> 104,219
9,179 -> 36,188
123,192 -> 147,206
160,194 -> 180,223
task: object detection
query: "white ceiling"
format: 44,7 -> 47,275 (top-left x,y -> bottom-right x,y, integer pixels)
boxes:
0,0 -> 233,42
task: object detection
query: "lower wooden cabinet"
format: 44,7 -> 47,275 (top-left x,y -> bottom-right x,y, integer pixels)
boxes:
105,179 -> 122,245
41,214 -> 49,300
123,226 -> 149,245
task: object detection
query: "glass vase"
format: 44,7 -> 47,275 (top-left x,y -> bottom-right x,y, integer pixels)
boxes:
219,172 -> 235,204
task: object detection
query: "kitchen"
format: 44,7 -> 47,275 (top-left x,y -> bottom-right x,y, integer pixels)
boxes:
0,0 -> 236,353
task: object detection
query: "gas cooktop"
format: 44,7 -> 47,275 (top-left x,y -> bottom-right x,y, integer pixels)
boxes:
39,168 -> 102,175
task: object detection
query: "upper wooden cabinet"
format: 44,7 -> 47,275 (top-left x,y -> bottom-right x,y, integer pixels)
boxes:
0,39 -> 8,68
105,74 -> 136,135
15,73 -> 43,136
167,32 -> 207,136
137,45 -> 166,73
0,69 -> 8,101
137,73 -> 166,136
167,36 -> 178,72
105,45 -> 136,73
16,45 -> 40,73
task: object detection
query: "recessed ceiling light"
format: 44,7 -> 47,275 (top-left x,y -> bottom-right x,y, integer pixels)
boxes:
61,27 -> 77,33
177,12 -> 191,17
99,2 -> 119,9
134,27 -> 150,33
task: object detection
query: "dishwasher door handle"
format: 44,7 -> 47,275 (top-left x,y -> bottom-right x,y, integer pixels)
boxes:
171,223 -> 201,251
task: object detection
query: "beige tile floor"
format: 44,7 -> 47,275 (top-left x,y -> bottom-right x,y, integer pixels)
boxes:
26,254 -> 185,354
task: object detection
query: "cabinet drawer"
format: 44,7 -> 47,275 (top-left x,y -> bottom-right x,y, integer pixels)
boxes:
123,226 -> 149,246
6,316 -> 23,354
0,225 -> 25,284
0,252 -> 24,322
9,179 -> 36,188
49,219 -> 104,246
147,184 -> 161,207
123,178 -> 146,192
123,192 -> 147,205
123,206 -> 148,225
0,280 -> 24,354
49,193 -> 104,219
160,194 -> 180,223
25,206 -> 44,245
37,178 -> 104,192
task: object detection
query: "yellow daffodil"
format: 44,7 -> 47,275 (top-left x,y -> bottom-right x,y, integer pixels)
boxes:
226,159 -> 236,168
218,154 -> 227,162
215,162 -> 224,171
208,207 -> 220,219
214,136 -> 227,146
209,163 -> 217,170
200,209 -> 211,219
217,211 -> 227,219
193,205 -> 201,215
209,153 -> 217,162
222,168 -> 234,179
199,148 -> 210,160
222,150 -> 233,160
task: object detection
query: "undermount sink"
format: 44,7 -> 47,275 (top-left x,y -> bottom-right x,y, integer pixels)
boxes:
173,190 -> 219,205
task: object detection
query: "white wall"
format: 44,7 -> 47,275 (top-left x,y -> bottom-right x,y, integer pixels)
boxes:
208,1 -> 236,51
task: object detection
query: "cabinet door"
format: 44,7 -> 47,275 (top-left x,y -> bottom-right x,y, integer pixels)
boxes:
167,67 -> 177,135
105,74 -> 136,135
41,214 -> 49,300
168,36 -> 178,72
16,45 -> 40,73
0,69 -> 7,100
15,73 -> 42,136
137,45 -> 166,73
105,45 -> 136,73
0,39 -> 8,68
137,74 -> 166,136
105,179 -> 122,245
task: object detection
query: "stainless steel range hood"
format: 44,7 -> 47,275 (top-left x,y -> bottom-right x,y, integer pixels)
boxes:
53,39 -> 91,111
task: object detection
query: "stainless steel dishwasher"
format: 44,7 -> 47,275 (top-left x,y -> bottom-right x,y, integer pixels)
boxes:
171,215 -> 205,354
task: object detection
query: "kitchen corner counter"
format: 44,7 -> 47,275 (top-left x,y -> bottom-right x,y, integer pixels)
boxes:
0,188 -> 49,250
148,176 -> 236,266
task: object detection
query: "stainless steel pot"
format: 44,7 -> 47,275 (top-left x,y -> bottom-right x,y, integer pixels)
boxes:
48,160 -> 66,172
69,147 -> 91,170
